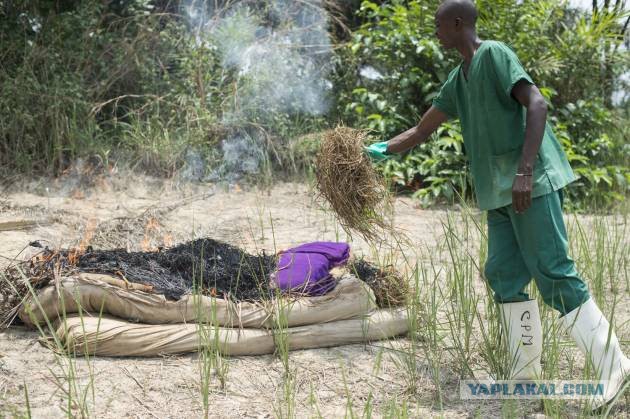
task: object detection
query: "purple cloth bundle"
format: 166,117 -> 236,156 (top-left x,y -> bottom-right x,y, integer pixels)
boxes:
271,242 -> 350,296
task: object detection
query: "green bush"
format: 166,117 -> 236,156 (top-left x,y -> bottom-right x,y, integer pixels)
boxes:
335,0 -> 629,210
0,1 -> 194,175
552,101 -> 630,209
0,1 -> 333,179
377,122 -> 471,207
0,0 -> 627,211
333,0 -> 453,139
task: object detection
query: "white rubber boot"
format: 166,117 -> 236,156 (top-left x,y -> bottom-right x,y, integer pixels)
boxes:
561,298 -> 630,410
500,300 -> 543,380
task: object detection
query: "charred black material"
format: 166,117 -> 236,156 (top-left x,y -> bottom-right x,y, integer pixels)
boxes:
350,258 -> 380,289
77,239 -> 276,300
2,239 -> 401,328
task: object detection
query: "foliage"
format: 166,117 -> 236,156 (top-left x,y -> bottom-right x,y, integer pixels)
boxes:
0,1 -> 195,175
333,0 -> 453,139
0,0 -> 330,179
552,101 -> 630,209
377,122 -> 471,207
0,0 -> 627,210
336,0 -> 629,210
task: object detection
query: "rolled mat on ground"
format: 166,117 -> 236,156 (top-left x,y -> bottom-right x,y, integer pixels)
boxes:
7,238 -> 410,357
18,271 -> 408,356
52,308 -> 408,357
19,272 -> 376,328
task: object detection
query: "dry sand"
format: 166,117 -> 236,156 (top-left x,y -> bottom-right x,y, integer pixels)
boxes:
0,175 -> 627,418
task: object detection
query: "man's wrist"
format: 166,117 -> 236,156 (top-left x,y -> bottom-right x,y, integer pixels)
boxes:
517,162 -> 534,176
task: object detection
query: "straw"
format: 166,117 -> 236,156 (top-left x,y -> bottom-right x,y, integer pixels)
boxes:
315,126 -> 391,241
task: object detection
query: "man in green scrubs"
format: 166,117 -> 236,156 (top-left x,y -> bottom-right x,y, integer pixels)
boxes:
367,0 -> 628,410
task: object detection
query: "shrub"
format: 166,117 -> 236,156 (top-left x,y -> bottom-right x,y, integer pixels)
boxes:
335,0 -> 629,210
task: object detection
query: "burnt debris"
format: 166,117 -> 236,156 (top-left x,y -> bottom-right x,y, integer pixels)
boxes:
77,239 -> 276,300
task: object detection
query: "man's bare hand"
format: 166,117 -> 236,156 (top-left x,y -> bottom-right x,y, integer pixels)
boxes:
512,174 -> 533,214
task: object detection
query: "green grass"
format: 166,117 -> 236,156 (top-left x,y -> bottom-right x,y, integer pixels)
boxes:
4,268 -> 104,417
192,246 -> 230,418
271,292 -> 298,419
2,190 -> 628,417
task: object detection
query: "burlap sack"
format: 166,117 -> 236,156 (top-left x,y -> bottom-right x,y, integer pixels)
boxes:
54,308 -> 409,357
19,272 -> 376,329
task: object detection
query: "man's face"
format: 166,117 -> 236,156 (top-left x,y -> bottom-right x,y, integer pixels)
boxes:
434,12 -> 459,49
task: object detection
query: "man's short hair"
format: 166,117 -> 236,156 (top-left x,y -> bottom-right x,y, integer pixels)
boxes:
437,0 -> 478,26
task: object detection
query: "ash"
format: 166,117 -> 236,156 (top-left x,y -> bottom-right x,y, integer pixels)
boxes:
77,238 -> 276,300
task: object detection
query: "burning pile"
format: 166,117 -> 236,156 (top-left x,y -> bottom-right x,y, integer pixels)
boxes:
1,238 -> 407,327
76,239 -> 275,300
315,126 -> 392,241
4,239 -> 275,301
0,239 -> 274,327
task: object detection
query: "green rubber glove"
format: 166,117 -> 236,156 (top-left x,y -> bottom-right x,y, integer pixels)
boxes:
364,141 -> 391,162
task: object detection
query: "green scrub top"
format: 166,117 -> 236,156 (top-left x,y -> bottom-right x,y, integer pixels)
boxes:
432,40 -> 576,211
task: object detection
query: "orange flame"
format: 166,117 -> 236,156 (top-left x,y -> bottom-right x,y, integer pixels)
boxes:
163,233 -> 173,248
68,218 -> 97,265
80,219 -> 97,251
139,217 -> 174,251
141,217 -> 160,251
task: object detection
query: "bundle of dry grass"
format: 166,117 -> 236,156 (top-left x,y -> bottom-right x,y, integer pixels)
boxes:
315,127 -> 391,241
350,259 -> 409,307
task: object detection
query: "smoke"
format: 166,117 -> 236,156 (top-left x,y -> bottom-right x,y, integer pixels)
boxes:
202,0 -> 332,116
359,65 -> 383,80
182,0 -> 333,182
205,132 -> 266,183
359,66 -> 384,81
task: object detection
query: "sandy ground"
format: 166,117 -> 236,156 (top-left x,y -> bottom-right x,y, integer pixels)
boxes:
0,174 -> 628,418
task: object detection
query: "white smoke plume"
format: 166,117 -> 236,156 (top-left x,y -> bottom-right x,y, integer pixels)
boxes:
205,132 -> 266,183
183,0 -> 333,181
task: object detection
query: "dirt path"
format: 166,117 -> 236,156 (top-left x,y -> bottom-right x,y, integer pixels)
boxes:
0,177 -> 627,418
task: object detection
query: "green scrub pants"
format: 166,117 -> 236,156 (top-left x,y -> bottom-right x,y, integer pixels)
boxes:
484,190 -> 590,315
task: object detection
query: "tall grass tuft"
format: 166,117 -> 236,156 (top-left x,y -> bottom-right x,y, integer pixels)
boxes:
10,267 -> 102,417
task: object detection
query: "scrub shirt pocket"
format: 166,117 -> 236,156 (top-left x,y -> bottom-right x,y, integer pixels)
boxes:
490,148 -> 547,198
